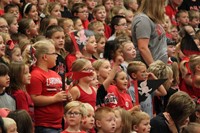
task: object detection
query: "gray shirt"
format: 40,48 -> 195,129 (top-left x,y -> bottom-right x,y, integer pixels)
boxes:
0,91 -> 16,111
131,13 -> 168,64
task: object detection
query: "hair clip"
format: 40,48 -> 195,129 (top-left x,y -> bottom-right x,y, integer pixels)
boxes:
6,40 -> 15,50
30,46 -> 37,66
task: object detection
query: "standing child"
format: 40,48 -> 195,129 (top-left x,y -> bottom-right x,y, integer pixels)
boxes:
2,13 -> 18,35
0,63 -> 16,111
0,34 -> 7,64
27,39 -> 70,132
189,55 -> 200,97
37,0 -> 47,18
81,103 -> 95,133
18,18 -> 38,40
93,33 -> 106,59
39,16 -> 58,35
105,70 -> 133,110
72,17 -> 84,31
62,101 -> 87,133
45,25 -> 67,85
130,111 -> 151,133
88,21 -> 105,35
92,59 -> 119,107
176,10 -> 189,31
127,61 -> 167,117
44,2 -> 61,18
5,44 -> 22,63
147,60 -> 175,114
58,18 -> 74,35
70,58 -> 96,109
22,3 -> 39,25
8,62 -> 34,120
92,5 -> 111,39
95,107 -> 116,133
71,3 -> 89,29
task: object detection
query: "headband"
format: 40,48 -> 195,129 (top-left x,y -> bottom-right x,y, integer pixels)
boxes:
23,3 -> 32,16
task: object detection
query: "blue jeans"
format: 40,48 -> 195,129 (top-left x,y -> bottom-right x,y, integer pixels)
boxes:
35,126 -> 62,133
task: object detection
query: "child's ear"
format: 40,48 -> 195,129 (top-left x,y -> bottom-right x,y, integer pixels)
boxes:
95,120 -> 102,128
26,29 -> 30,35
81,116 -> 87,125
195,111 -> 200,119
133,125 -> 138,132
131,73 -> 137,79
196,64 -> 200,71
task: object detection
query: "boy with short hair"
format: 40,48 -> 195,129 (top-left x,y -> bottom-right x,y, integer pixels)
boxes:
127,61 -> 167,118
93,5 -> 111,39
188,10 -> 199,32
95,107 -> 116,133
176,10 -> 189,30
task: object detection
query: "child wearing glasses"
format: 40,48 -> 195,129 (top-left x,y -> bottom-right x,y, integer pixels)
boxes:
27,39 -> 71,133
62,101 -> 87,133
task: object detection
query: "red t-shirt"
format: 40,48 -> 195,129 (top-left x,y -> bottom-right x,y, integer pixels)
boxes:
106,85 -> 133,110
165,5 -> 178,26
65,53 -> 76,72
104,23 -> 111,39
82,20 -> 89,29
0,9 -> 4,16
12,90 -> 34,120
27,67 -> 64,128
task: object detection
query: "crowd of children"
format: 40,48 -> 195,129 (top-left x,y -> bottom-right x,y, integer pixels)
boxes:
0,0 -> 200,133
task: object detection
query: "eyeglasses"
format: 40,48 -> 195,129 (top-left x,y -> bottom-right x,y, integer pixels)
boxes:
0,25 -> 8,29
46,52 -> 58,55
66,112 -> 82,116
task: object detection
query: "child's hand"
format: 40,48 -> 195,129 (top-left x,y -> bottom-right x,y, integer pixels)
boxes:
163,112 -> 178,133
54,91 -> 67,102
148,72 -> 158,80
66,92 -> 73,102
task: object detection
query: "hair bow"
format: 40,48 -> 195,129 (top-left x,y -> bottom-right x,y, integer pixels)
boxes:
6,40 -> 15,50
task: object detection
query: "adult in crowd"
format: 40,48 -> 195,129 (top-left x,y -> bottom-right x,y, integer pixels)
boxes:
131,0 -> 168,66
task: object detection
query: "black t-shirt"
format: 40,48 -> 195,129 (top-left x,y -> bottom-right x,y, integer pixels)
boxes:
96,84 -> 107,107
150,113 -> 180,133
178,0 -> 200,11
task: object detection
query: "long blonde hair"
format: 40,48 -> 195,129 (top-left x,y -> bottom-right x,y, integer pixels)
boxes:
137,0 -> 165,24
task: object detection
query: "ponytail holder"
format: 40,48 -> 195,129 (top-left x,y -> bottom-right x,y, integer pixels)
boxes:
23,3 -> 32,15
6,40 -> 15,50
